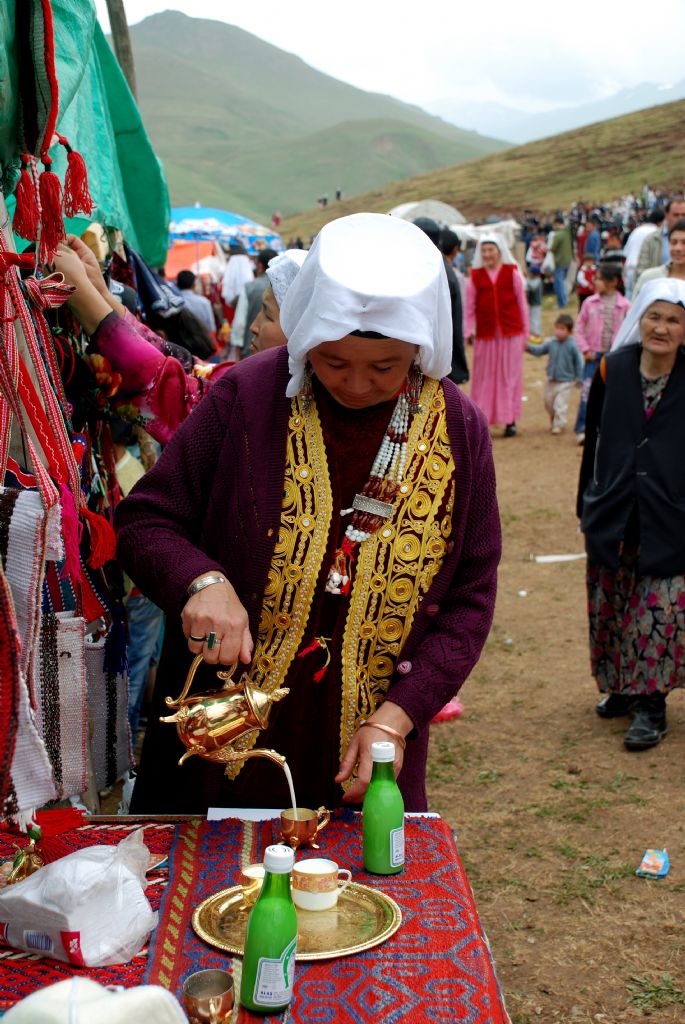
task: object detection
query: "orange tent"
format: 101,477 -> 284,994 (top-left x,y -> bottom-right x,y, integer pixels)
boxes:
164,239 -> 216,279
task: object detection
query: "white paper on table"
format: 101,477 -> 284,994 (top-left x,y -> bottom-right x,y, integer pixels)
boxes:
207,808 -> 442,821
207,808 -> 282,821
532,553 -> 587,564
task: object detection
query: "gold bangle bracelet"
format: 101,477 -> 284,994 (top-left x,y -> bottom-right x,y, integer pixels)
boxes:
359,720 -> 407,751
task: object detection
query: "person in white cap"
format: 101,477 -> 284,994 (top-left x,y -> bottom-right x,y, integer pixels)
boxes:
577,278 -> 685,751
116,213 -> 501,814
247,248 -> 308,354
4,977 -> 187,1024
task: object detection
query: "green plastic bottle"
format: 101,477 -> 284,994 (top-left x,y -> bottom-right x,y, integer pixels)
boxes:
239,844 -> 298,1013
363,740 -> 405,874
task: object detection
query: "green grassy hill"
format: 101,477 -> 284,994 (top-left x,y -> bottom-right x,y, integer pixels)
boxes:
129,10 -> 507,220
279,98 -> 685,240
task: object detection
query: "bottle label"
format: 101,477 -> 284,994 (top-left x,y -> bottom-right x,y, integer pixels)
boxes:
253,935 -> 297,1006
390,825 -> 405,867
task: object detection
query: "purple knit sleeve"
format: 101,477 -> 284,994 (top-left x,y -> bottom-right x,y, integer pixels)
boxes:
387,417 -> 501,732
114,380 -> 235,616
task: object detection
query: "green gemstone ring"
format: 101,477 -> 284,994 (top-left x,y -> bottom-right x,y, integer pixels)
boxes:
206,631 -> 218,650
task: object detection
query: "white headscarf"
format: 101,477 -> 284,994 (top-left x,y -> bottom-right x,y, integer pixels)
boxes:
266,249 -> 308,307
610,277 -> 685,351
471,233 -> 517,268
279,212 -> 452,398
221,253 -> 254,304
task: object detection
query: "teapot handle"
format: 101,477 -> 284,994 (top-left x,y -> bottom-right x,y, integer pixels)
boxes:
165,654 -> 205,708
165,653 -> 241,709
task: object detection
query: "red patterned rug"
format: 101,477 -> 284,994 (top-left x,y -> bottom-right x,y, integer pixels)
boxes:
0,819 -> 174,1009
0,813 -> 510,1023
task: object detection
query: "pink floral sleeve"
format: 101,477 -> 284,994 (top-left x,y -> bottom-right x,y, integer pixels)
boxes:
91,311 -> 231,444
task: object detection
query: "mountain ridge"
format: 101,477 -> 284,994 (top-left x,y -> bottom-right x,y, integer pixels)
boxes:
279,98 -> 685,240
128,10 -> 507,220
427,79 -> 685,144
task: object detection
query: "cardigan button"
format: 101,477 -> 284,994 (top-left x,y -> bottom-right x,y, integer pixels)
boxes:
426,603 -> 439,616
397,660 -> 412,675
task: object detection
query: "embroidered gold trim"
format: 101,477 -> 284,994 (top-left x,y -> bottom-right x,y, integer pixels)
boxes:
340,379 -> 455,763
223,398 -> 332,778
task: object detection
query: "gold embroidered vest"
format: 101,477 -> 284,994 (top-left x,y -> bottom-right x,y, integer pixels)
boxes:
225,377 -> 455,777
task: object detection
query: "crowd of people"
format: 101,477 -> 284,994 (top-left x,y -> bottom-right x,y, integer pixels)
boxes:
34,183 -> 685,820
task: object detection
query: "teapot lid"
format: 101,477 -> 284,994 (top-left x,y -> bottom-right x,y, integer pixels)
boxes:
245,679 -> 279,728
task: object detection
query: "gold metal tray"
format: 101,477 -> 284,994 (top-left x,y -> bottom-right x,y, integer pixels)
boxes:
192,881 -> 402,961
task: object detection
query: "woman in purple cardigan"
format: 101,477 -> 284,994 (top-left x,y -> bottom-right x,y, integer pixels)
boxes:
116,214 -> 501,813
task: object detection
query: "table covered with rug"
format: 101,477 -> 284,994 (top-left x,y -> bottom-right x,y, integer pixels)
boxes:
0,811 -> 509,1022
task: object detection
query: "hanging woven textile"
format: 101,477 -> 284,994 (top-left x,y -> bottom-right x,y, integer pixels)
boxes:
0,564 -> 21,812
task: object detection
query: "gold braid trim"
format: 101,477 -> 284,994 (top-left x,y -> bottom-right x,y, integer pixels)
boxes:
340,379 -> 455,765
223,397 -> 332,778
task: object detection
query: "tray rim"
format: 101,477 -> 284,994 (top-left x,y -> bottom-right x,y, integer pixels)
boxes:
192,880 -> 402,961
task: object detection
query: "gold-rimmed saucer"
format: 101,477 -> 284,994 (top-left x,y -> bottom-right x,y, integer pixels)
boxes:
192,881 -> 401,961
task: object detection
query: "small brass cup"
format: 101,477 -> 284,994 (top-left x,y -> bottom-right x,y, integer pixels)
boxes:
279,806 -> 330,850
239,862 -> 265,907
183,969 -> 234,1023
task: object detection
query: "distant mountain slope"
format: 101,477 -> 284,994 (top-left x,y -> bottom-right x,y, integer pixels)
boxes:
129,10 -> 507,219
428,80 -> 685,145
280,98 -> 685,240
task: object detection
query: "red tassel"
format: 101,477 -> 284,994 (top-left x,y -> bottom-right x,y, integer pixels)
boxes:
80,506 -> 117,568
58,481 -> 83,583
313,664 -> 329,683
35,806 -> 85,837
38,160 -> 66,263
12,158 -> 39,240
298,638 -> 323,659
62,146 -> 93,217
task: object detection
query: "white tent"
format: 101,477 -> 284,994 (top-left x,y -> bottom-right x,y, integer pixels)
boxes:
452,218 -> 521,251
389,199 -> 467,226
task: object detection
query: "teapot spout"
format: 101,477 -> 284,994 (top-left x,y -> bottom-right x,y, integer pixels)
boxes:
159,712 -> 179,724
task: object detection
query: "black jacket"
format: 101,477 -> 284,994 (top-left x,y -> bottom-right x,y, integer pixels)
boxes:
443,258 -> 468,384
578,343 -> 685,575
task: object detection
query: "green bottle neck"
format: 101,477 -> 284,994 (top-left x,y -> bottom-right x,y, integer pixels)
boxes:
371,760 -> 396,783
259,871 -> 292,900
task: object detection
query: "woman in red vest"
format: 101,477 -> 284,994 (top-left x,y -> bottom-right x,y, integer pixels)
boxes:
466,236 -> 529,436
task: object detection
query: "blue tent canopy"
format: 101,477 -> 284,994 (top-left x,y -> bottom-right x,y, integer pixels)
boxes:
169,206 -> 283,255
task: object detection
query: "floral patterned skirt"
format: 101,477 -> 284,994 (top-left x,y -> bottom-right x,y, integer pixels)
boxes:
587,555 -> 685,695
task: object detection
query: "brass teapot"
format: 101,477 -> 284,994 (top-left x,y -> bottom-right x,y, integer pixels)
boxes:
160,654 -> 288,773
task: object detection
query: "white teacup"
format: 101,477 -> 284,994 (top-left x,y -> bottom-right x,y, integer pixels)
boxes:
291,858 -> 352,911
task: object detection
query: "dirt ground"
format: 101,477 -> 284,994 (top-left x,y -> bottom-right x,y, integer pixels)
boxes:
427,297 -> 685,1023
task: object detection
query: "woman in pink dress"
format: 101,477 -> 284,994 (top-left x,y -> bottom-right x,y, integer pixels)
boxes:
466,236 -> 529,436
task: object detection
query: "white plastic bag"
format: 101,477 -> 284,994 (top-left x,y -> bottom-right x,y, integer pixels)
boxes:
540,248 -> 555,274
0,829 -> 157,966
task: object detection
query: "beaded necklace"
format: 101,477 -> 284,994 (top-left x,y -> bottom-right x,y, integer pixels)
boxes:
302,364 -> 424,596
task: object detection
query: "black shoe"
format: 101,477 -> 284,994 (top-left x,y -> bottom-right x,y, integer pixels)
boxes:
504,423 -> 517,437
596,693 -> 634,718
624,695 -> 667,751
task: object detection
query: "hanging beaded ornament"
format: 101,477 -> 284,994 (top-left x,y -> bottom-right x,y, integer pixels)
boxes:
310,364 -> 424,595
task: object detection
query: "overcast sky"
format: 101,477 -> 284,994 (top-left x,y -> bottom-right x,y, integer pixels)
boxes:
95,1 -> 685,112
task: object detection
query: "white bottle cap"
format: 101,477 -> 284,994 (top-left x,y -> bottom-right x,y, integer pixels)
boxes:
371,740 -> 395,762
263,844 -> 295,873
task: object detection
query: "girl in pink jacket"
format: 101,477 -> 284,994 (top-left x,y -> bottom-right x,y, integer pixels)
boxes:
574,263 -> 631,442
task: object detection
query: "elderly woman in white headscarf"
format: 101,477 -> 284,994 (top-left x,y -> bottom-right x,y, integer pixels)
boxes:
577,278 -> 685,751
465,235 -> 529,436
116,212 -> 502,814
247,249 -> 308,354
